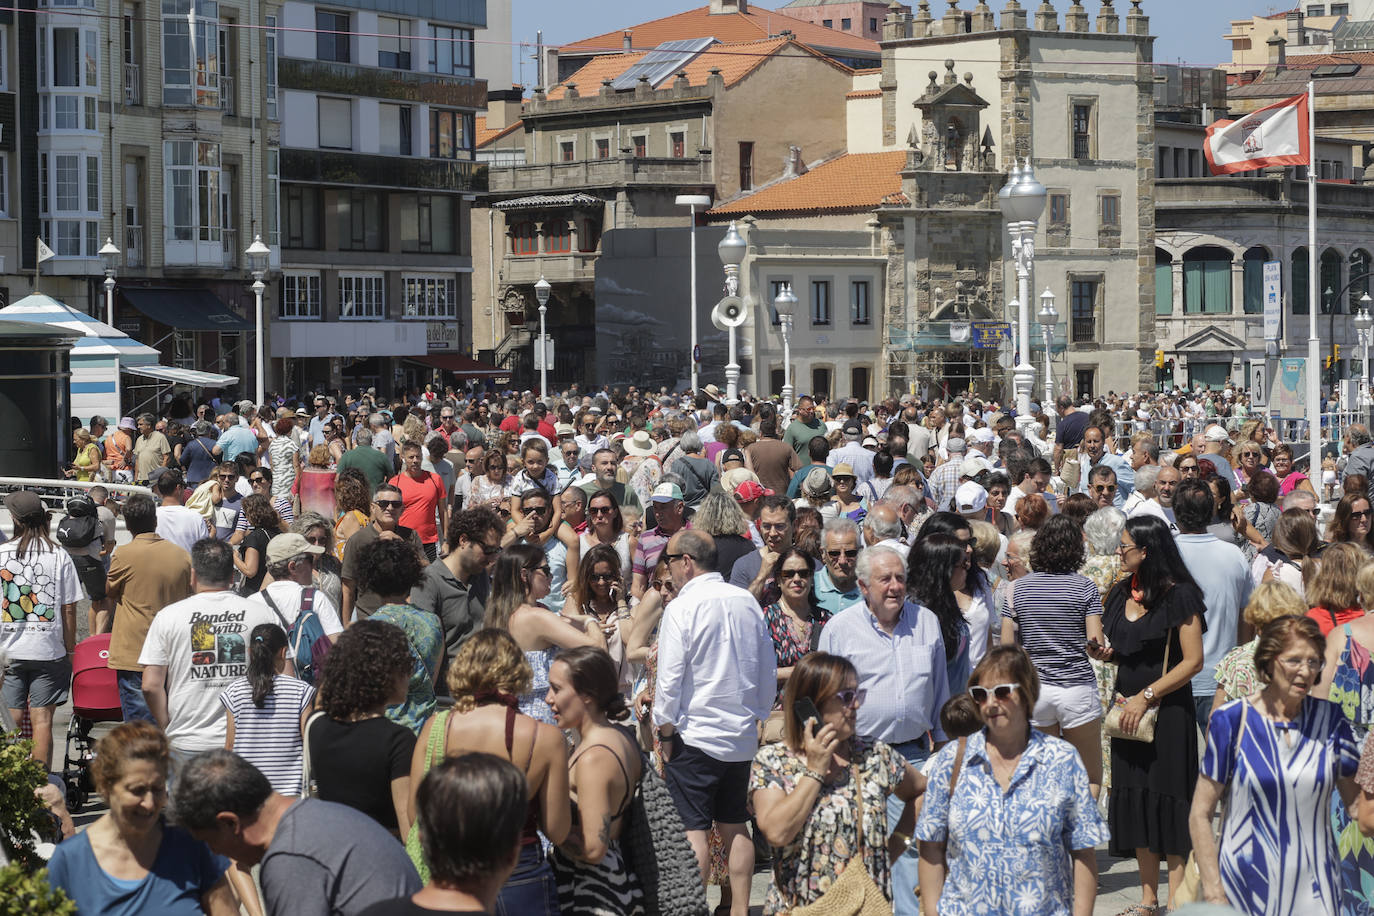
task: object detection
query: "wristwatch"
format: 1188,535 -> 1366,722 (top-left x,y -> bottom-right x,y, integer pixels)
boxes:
1143,686 -> 1156,704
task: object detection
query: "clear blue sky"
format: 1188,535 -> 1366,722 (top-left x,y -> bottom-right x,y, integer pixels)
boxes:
507,0 -> 1293,82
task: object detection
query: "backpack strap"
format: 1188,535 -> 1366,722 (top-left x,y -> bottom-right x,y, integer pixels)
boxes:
948,736 -> 967,796
260,588 -> 291,631
300,587 -> 315,613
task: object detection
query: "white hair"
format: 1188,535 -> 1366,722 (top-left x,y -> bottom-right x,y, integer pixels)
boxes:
856,545 -> 903,585
1083,507 -> 1127,557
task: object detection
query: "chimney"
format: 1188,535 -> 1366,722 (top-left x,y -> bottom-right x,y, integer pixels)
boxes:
623,30 -> 633,52
485,88 -> 523,130
709,0 -> 749,13
1001,0 -> 1027,30
1267,30 -> 1287,73
1035,0 -> 1058,31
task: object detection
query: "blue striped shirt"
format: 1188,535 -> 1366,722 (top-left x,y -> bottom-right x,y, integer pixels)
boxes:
1005,572 -> 1102,687
219,675 -> 315,795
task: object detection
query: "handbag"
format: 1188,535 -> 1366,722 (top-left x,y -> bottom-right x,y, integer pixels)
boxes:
788,762 -> 891,916
1174,703 -> 1249,905
620,752 -> 708,916
1103,626 -> 1173,743
299,711 -> 327,799
404,709 -> 451,883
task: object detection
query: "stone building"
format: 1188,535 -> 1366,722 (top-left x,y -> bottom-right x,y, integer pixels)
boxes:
779,0 -> 909,42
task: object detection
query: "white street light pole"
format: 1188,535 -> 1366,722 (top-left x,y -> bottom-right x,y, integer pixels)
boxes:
774,282 -> 797,414
98,238 -> 120,327
676,194 -> 711,394
1038,287 -> 1058,416
244,234 -> 272,405
999,158 -> 1047,430
534,275 -> 552,401
1356,294 -> 1373,408
717,221 -> 747,405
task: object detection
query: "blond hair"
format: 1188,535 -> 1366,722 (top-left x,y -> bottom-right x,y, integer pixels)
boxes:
1243,580 -> 1308,629
968,519 -> 1001,568
447,629 -> 533,712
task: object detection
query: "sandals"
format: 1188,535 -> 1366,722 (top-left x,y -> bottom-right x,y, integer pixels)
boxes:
1114,906 -> 1166,916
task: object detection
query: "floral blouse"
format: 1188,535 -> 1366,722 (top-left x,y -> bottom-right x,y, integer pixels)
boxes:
915,729 -> 1109,916
762,601 -> 833,671
749,738 -> 905,915
1213,637 -> 1263,702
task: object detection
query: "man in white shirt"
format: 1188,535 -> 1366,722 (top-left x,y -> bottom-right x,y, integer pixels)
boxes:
1130,463 -> 1179,533
248,533 -> 345,642
153,468 -> 211,555
654,529 -> 776,908
862,503 -> 910,560
139,538 -> 278,761
827,419 -> 876,483
369,412 -> 397,468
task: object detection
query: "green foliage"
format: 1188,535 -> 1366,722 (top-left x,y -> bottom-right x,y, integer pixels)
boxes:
0,864 -> 75,916
0,732 -> 54,866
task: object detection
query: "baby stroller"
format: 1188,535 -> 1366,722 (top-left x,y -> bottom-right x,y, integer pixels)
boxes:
61,633 -> 123,811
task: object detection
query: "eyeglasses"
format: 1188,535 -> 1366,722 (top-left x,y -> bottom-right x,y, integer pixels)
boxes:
833,688 -> 866,708
663,552 -> 687,564
589,505 -> 615,515
652,580 -> 677,593
1116,542 -> 1141,555
1276,656 -> 1323,673
780,567 -> 813,580
590,572 -> 619,583
376,499 -> 404,510
969,682 -> 1019,704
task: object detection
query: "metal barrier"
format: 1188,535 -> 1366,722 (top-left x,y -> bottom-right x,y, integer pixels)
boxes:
0,477 -> 148,513
1105,409 -> 1367,467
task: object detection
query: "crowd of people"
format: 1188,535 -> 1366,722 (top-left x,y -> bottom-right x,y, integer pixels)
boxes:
10,380 -> 1374,915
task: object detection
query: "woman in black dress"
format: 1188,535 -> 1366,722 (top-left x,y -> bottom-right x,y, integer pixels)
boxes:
1087,514 -> 1205,916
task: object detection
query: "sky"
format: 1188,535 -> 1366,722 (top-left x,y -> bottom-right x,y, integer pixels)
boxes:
505,0 -> 1299,83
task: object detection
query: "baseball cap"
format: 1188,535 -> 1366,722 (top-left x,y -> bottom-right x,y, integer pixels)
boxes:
960,455 -> 992,478
734,480 -> 772,502
650,482 -> 684,502
842,419 -> 863,436
4,490 -> 44,520
721,448 -> 745,465
266,532 -> 326,565
1204,425 -> 1232,444
955,481 -> 988,514
971,427 -> 996,444
946,437 -> 966,454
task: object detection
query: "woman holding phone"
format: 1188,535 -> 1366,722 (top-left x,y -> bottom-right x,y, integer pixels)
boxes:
570,544 -> 637,701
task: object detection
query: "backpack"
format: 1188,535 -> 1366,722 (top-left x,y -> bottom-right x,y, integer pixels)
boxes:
57,496 -> 101,549
261,586 -> 333,685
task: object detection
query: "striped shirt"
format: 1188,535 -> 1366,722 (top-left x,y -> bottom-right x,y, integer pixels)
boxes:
219,675 -> 316,795
1005,572 -> 1102,687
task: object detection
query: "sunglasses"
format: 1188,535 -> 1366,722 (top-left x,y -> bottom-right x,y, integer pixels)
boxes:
780,567 -> 812,580
662,552 -> 687,564
590,572 -> 619,583
826,549 -> 859,559
833,688 -> 866,708
529,565 -> 551,576
305,534 -> 329,546
652,579 -> 677,593
1092,484 -> 1117,494
249,476 -> 267,484
589,505 -> 615,515
1352,510 -> 1372,520
969,682 -> 1019,704
376,499 -> 404,509
480,543 -> 502,556
525,504 -> 550,514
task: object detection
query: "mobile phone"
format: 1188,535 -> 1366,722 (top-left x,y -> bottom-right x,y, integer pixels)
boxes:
1086,638 -> 1102,651
793,697 -> 822,728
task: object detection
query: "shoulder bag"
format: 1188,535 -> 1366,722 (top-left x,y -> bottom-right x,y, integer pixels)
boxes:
405,709 -> 451,883
1103,625 -> 1173,744
917,737 -> 967,913
299,710 -> 328,799
620,751 -> 708,916
788,760 -> 891,916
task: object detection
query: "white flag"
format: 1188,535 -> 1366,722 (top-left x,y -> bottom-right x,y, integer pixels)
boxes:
1204,92 -> 1309,175
36,238 -> 54,263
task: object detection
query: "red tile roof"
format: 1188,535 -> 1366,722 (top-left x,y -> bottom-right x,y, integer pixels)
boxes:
559,4 -> 879,58
475,115 -> 523,148
846,88 -> 882,99
707,150 -> 906,217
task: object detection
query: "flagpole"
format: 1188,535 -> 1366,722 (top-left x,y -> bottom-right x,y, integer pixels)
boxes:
1308,79 -> 1321,482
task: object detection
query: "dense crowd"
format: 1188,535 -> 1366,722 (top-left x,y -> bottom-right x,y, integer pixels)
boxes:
9,380 -> 1374,915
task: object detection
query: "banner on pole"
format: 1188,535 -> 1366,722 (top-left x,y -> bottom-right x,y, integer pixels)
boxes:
1271,357 -> 1307,416
972,321 -> 1012,350
1263,261 -> 1283,340
1204,93 -> 1310,175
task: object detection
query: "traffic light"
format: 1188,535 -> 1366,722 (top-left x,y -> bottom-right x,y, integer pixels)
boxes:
1154,349 -> 1165,369
1336,344 -> 1342,362
1325,354 -> 1335,370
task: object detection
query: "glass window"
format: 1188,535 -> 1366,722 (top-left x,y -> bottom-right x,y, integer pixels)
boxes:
402,276 -> 457,318
671,132 -> 685,158
281,273 -> 321,319
851,280 -> 870,325
265,15 -> 278,120
53,28 -> 79,86
1073,103 -> 1093,159
1184,255 -> 1232,315
1243,249 -> 1268,315
266,150 -> 279,247
595,138 -> 610,159
339,274 -> 385,318
318,98 -> 352,149
40,152 -> 99,255
768,279 -> 785,325
633,135 -> 646,158
510,221 -> 536,255
429,25 -> 473,76
740,142 -> 754,190
379,104 -> 412,156
560,141 -> 574,162
55,155 -> 80,211
811,280 -> 831,325
429,109 -> 471,159
1100,195 -> 1119,228
546,220 -> 571,253
337,190 -> 384,251
1049,193 -> 1068,224
378,17 -> 411,69
400,194 -> 457,253
284,185 -> 320,249
162,0 -> 219,107
1071,280 -> 1098,341
316,10 -> 349,63
1293,248 -> 1310,314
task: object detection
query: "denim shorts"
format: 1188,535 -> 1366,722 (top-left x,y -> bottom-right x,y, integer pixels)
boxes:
2,657 -> 72,709
495,844 -> 560,916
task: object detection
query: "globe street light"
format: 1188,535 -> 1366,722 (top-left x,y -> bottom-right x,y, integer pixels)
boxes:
676,194 -> 711,394
717,221 -> 747,404
1356,293 -> 1373,407
1038,287 -> 1058,420
244,234 -> 271,405
774,282 -> 797,414
98,238 -> 120,327
534,275 -> 552,401
999,158 -> 1046,430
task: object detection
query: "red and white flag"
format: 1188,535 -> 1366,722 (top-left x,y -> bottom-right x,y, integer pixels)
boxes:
1203,92 -> 1310,175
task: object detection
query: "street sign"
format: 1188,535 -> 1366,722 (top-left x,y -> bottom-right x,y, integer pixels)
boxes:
533,335 -> 555,371
972,321 -> 1012,350
1263,261 -> 1282,340
692,344 -> 701,362
1250,362 -> 1267,408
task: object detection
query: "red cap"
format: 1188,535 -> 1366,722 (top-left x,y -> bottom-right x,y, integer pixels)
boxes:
733,480 -> 774,502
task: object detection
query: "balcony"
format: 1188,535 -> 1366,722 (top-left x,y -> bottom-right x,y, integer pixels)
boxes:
1071,318 -> 1097,343
502,251 -> 597,284
220,75 -> 235,116
278,57 -> 485,108
281,148 -> 485,192
221,228 -> 238,269
123,63 -> 141,106
488,156 -> 712,192
124,225 -> 145,268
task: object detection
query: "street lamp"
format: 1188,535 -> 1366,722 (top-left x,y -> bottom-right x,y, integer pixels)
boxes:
244,234 -> 271,405
999,158 -> 1047,430
1356,293 -> 1373,407
98,238 -> 120,327
534,275 -> 551,400
1038,287 -> 1058,418
774,282 -> 797,414
676,194 -> 712,394
716,221 -> 747,404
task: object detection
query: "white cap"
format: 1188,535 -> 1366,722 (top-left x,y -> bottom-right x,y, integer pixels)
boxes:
955,481 -> 988,514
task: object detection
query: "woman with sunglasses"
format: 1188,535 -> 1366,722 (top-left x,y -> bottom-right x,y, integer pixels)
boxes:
1089,515 -> 1206,915
570,545 -> 637,700
917,646 -> 1107,916
293,511 -> 344,611
761,548 -> 830,689
751,652 -> 925,913
1176,455 -> 1201,479
580,489 -> 634,584
1191,616 -> 1360,916
470,449 -> 513,515
1272,443 -> 1316,499
1232,442 -> 1272,491
1327,492 -> 1374,557
485,543 -> 607,725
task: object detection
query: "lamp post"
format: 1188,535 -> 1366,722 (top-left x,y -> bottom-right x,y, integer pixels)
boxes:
244,234 -> 271,405
1356,293 -> 1373,408
774,282 -> 797,414
534,275 -> 551,400
676,194 -> 711,394
1038,287 -> 1058,416
998,158 -> 1047,430
98,238 -> 120,327
717,221 -> 747,405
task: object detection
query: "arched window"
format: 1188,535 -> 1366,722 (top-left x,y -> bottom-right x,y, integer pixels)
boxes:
1351,249 -> 1372,312
1293,248 -> 1309,314
1155,249 -> 1173,316
1183,246 -> 1232,314
1321,247 -> 1343,313
1243,246 -> 1270,315
509,221 -> 537,256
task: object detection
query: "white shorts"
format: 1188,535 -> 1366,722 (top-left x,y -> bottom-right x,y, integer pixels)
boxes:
1031,682 -> 1102,730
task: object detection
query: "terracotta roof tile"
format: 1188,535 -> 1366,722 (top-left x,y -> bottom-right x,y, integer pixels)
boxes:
475,115 -> 523,148
559,4 -> 879,58
707,150 -> 906,217
846,88 -> 882,99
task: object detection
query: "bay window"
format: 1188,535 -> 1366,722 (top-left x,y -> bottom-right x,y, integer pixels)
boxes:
164,140 -> 221,243
38,152 -> 100,257
162,0 -> 219,108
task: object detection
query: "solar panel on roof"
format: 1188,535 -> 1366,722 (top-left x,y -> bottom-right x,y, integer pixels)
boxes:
609,37 -> 717,91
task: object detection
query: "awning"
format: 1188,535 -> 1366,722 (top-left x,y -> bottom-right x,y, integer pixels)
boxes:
410,354 -> 509,378
121,365 -> 239,387
120,288 -> 252,330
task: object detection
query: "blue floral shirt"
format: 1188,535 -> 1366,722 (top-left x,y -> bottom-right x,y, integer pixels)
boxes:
915,728 -> 1108,916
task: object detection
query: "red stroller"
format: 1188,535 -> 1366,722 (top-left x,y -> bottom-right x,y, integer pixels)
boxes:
61,633 -> 123,811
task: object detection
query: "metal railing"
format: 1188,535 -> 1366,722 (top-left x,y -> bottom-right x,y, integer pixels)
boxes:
124,224 -> 144,267
220,75 -> 235,115
0,477 -> 148,513
123,63 -> 141,105
1070,318 -> 1096,343
221,227 -> 237,268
